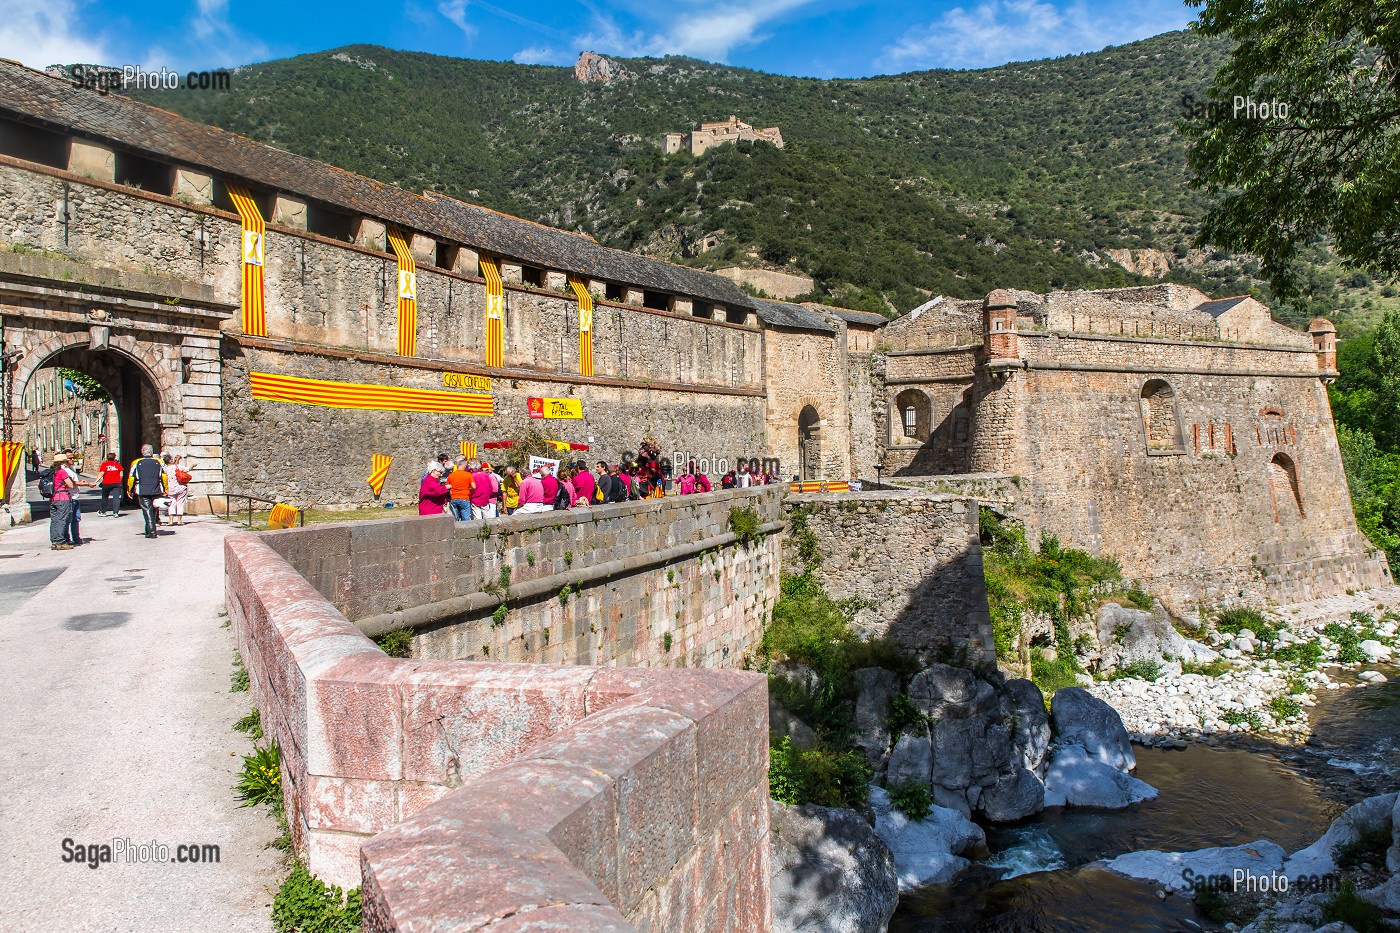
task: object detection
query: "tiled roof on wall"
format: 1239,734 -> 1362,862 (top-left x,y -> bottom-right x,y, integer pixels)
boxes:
1195,296 -> 1251,318
804,303 -> 888,327
0,61 -> 754,310
752,299 -> 837,334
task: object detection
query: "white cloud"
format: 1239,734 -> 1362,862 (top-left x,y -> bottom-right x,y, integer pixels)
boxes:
574,0 -> 821,63
513,46 -> 562,65
0,0 -> 109,69
180,0 -> 269,68
882,0 -> 1192,71
438,0 -> 478,41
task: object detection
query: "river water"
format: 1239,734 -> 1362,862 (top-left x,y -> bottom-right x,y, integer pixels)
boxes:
890,669 -> 1400,932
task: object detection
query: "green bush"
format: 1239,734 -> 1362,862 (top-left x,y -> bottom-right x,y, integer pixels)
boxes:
1182,659 -> 1233,677
1322,879 -> 1387,933
728,506 -> 763,547
1109,588 -> 1155,611
1269,639 -> 1324,667
234,710 -> 264,740
1221,709 -> 1265,729
1214,607 -> 1269,637
1324,622 -> 1369,664
888,780 -> 933,821
1333,827 -> 1393,871
236,743 -> 283,809
1268,694 -> 1303,720
887,692 -> 928,736
373,628 -> 413,658
768,736 -> 870,809
272,861 -> 362,933
1031,648 -> 1081,696
1111,658 -> 1164,681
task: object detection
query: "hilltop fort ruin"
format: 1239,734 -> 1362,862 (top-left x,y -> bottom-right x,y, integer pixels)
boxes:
662,115 -> 785,156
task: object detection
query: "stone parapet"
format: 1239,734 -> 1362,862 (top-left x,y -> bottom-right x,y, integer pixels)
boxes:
224,530 -> 771,931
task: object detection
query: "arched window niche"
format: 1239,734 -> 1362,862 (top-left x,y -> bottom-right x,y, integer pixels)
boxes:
891,389 -> 932,445
1140,379 -> 1184,455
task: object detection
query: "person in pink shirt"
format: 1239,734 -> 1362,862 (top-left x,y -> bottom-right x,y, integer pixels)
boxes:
694,470 -> 712,493
516,467 -> 549,514
469,460 -> 497,520
540,464 -> 560,509
418,462 -> 449,515
571,460 -> 595,503
678,472 -> 696,495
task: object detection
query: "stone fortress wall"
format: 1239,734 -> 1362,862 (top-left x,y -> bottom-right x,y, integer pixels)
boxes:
661,115 -> 785,156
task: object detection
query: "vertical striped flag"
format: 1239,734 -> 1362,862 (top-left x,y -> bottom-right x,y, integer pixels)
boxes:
388,230 -> 417,358
0,441 -> 24,499
460,441 -> 478,460
367,454 -> 393,498
227,184 -> 267,337
481,258 -> 505,368
267,503 -> 300,529
568,277 -> 595,377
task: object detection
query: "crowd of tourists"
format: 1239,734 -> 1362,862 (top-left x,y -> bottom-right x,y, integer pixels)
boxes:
43,444 -> 195,549
416,438 -> 778,518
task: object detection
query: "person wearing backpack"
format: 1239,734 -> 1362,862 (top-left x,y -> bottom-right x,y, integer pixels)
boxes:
46,453 -> 77,550
126,444 -> 167,539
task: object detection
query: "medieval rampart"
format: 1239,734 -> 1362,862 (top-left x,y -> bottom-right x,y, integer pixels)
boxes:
225,512 -> 772,930
784,490 -> 995,662
263,486 -> 785,668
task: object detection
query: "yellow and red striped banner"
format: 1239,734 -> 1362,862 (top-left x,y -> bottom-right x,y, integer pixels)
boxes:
388,230 -> 417,358
228,184 -> 267,338
788,481 -> 851,493
568,277 -> 594,377
481,258 -> 505,368
267,503 -> 300,529
367,454 -> 393,498
250,372 -> 494,415
460,441 -> 478,460
0,441 -> 24,497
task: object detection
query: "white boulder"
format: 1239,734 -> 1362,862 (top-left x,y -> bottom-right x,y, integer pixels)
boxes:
1284,791 -> 1398,879
1359,639 -> 1392,662
1103,840 -> 1286,892
869,785 -> 985,891
1042,745 -> 1158,809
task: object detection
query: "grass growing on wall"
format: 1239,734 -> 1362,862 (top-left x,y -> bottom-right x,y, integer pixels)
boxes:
979,507 -> 1123,695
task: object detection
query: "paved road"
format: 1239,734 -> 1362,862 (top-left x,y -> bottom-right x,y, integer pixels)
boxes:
0,511 -> 282,932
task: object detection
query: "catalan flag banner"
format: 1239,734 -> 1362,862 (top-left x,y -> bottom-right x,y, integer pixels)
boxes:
0,441 -> 24,498
481,258 -> 505,368
788,481 -> 851,494
460,441 -> 478,460
267,503 -> 300,530
568,277 -> 594,377
250,372 -> 494,416
228,184 -> 267,337
367,454 -> 393,498
388,230 -> 417,358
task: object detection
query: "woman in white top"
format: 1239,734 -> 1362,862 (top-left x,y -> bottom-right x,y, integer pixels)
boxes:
162,453 -> 190,526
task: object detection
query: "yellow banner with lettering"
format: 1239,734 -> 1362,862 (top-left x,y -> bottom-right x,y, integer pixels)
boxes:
227,184 -> 266,337
388,230 -> 417,357
568,277 -> 594,377
481,258 -> 505,368
443,372 -> 493,392
527,397 -> 583,419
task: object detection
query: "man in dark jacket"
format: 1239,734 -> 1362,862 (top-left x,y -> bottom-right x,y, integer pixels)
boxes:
126,444 -> 167,538
594,461 -> 614,503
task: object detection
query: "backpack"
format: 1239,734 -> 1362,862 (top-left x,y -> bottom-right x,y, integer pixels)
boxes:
175,468 -> 193,485
38,468 -> 55,499
553,483 -> 570,510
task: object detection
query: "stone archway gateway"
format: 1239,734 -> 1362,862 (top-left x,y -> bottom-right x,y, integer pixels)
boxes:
798,404 -> 821,481
0,253 -> 233,522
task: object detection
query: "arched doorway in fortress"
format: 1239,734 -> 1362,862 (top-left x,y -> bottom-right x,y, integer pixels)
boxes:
798,404 -> 821,481
2,297 -> 227,523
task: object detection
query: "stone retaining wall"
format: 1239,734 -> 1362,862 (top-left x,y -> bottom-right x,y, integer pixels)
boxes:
784,490 -> 995,663
225,530 -> 771,931
263,486 -> 784,669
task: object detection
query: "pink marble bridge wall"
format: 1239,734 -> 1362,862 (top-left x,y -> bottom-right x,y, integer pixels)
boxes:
225,532 -> 771,932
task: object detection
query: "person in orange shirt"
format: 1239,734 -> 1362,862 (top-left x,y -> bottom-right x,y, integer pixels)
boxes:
445,455 -> 474,521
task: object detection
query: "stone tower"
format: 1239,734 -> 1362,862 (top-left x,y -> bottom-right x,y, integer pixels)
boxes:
1309,317 -> 1338,383
983,289 -> 1019,360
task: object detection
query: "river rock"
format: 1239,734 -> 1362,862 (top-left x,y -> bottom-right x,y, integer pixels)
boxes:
1359,670 -> 1388,684
1042,745 -> 1157,809
771,697 -> 819,751
909,663 -> 997,721
769,799 -> 900,933
1050,687 -> 1137,772
1097,604 -> 1218,671
886,732 -> 932,786
1284,792 -> 1398,879
1360,639 -> 1393,662
1390,794 -> 1400,873
979,767 -> 1045,822
1103,840 -> 1285,892
852,668 -> 901,770
1364,875 -> 1400,914
869,785 -> 985,891
1000,678 -> 1051,776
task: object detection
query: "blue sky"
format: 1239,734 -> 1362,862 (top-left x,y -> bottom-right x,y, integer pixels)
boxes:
2,0 -> 1196,78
